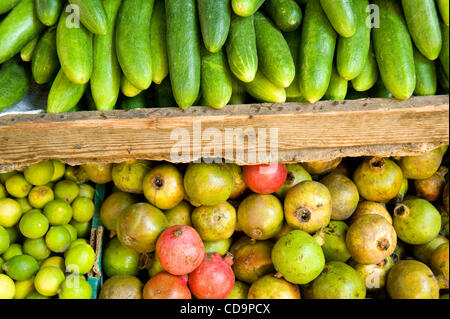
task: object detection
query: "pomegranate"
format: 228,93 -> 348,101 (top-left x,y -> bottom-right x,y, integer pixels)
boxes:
143,272 -> 191,299
188,252 -> 235,299
243,164 -> 287,194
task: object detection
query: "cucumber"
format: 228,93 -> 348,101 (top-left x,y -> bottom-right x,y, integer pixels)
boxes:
254,12 -> 295,88
20,35 -> 39,62
243,70 -> 286,103
232,0 -> 265,17
298,0 -> 337,103
324,65 -> 347,100
91,0 -> 122,111
351,46 -> 378,92
116,0 -> 154,91
68,0 -> 108,35
166,0 -> 201,109
47,68 -> 88,113
263,0 -> 302,32
336,0 -> 371,80
402,0 -> 442,61
152,77 -> 176,108
369,78 -> 393,98
121,75 -> 142,97
440,23 -> 449,78
150,0 -> 168,84
0,0 -> 20,15
56,8 -> 93,85
437,0 -> 449,26
198,0 -> 231,53
200,47 -> 233,109
413,47 -> 437,96
346,84 -> 368,100
0,58 -> 30,111
229,75 -> 248,105
284,31 -> 301,98
32,27 -> 59,84
319,0 -> 356,38
372,0 -> 416,100
36,0 -> 63,26
226,14 -> 258,83
0,0 -> 45,64
119,92 -> 147,110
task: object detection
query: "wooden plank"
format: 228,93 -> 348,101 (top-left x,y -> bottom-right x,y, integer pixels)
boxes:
0,95 -> 448,173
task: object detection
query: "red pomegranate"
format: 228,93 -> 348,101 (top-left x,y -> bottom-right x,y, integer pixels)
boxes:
188,252 -> 235,299
243,164 -> 287,194
156,225 -> 205,275
143,272 -> 191,299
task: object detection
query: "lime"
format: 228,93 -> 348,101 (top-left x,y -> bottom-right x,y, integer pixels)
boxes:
54,180 -> 80,204
58,275 -> 92,299
0,184 -> 6,199
5,226 -> 19,244
13,276 -> 35,299
34,266 -> 65,296
64,166 -> 89,184
39,256 -> 65,272
65,238 -> 88,256
0,171 -> 16,184
103,237 -> 140,277
0,274 -> 15,299
19,210 -> 49,239
25,291 -> 49,299
28,186 -> 54,209
23,238 -> 51,260
0,226 -> 10,255
16,198 -> 32,214
79,184 -> 95,200
2,243 -> 23,261
3,254 -> 39,280
70,220 -> 91,238
43,199 -> 73,225
51,160 -> 66,182
23,161 -> 55,186
45,226 -> 72,253
5,174 -> 32,198
65,243 -> 95,274
71,197 -> 95,223
0,198 -> 22,227
62,224 -> 78,242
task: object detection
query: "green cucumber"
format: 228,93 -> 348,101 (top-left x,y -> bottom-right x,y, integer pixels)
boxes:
232,0 -> 265,17
119,92 -> 147,110
369,78 -> 393,98
121,76 -> 142,97
198,0 -> 231,53
437,0 -> 449,26
47,68 -> 88,113
226,14 -> 258,83
200,47 -> 233,109
319,0 -> 356,38
0,0 -> 45,64
243,70 -> 286,103
229,75 -> 248,105
166,0 -> 201,109
263,0 -> 302,32
351,46 -> 378,92
413,47 -> 437,96
346,84 -> 368,100
20,35 -> 39,62
152,77 -> 176,108
91,0 -> 122,111
32,27 -> 59,84
150,0 -> 168,84
440,23 -> 449,78
372,0 -> 416,100
36,0 -> 63,26
0,58 -> 30,111
254,12 -> 295,88
284,31 -> 301,98
336,0 -> 371,80
68,0 -> 108,35
402,0 -> 442,61
0,0 -> 20,15
324,65 -> 347,100
116,0 -> 154,91
298,0 -> 337,103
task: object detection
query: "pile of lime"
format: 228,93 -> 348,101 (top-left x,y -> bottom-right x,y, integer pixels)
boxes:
0,160 -> 95,299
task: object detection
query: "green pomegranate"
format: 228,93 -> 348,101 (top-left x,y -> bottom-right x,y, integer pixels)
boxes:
349,256 -> 396,291
274,163 -> 312,199
112,160 -> 151,194
103,237 -> 140,277
227,164 -> 248,200
272,230 -> 325,284
398,147 -> 444,180
237,194 -> 284,240
100,192 -> 137,234
192,201 -> 236,241
230,236 -> 274,284
414,166 -> 447,202
274,223 -> 295,240
320,173 -> 359,220
81,163 -> 113,184
99,275 -> 143,299
203,238 -> 233,255
393,176 -> 409,203
443,182 -> 449,213
226,281 -> 250,299
430,242 -> 449,289
147,253 -> 164,278
302,158 -> 342,175
387,260 -> 439,299
349,201 -> 392,224
353,157 -> 403,202
284,181 -> 332,233
319,221 -> 351,263
393,198 -> 441,245
391,240 -> 407,263
413,235 -> 448,265
247,274 -> 301,299
23,161 -> 55,186
164,201 -> 193,227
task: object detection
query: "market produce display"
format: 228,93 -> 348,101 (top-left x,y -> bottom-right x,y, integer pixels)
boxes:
0,0 -> 449,113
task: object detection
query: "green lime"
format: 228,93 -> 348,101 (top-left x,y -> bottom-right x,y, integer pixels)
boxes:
51,160 -> 66,182
0,273 -> 15,299
5,226 -> 19,244
28,186 -> 54,209
0,171 -> 17,184
0,184 -> 6,199
23,238 -> 51,260
65,238 -> 88,257
39,256 -> 65,272
45,226 -> 72,253
65,243 -> 95,275
58,275 -> 92,299
24,161 -> 55,186
2,243 -> 23,261
5,174 -> 32,198
16,198 -> 32,214
25,290 -> 49,299
19,210 -> 49,239
13,276 -> 35,299
34,266 -> 65,296
0,225 -> 10,255
103,237 -> 140,277
70,220 -> 91,238
54,180 -> 80,204
3,254 -> 39,281
71,197 -> 95,223
43,199 -> 73,225
62,224 -> 78,242
0,198 -> 22,227
79,184 -> 95,200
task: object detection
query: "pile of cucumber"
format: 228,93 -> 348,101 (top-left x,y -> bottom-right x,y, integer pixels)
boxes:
0,0 -> 449,113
